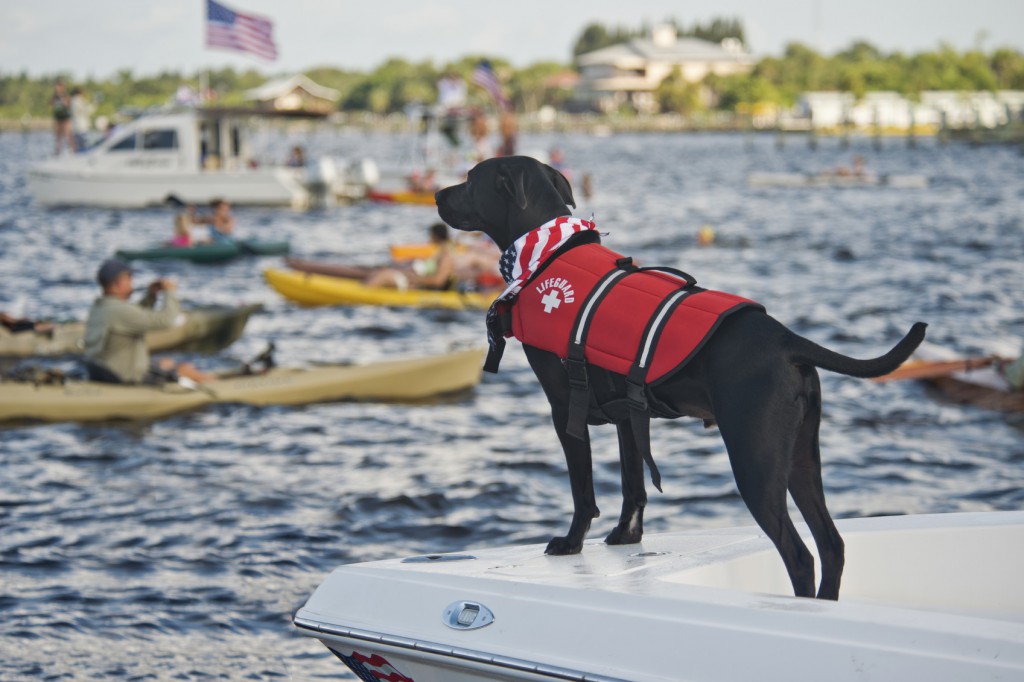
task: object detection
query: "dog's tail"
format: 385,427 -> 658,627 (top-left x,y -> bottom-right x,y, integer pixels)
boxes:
788,322 -> 927,378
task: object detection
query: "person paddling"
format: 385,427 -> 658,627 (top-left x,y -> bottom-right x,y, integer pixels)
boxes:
83,259 -> 214,384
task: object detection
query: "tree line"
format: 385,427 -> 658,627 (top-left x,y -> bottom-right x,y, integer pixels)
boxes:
1,18 -> 1022,121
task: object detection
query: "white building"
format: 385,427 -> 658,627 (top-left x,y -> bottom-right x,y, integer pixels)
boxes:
574,25 -> 755,113
796,90 -> 1024,130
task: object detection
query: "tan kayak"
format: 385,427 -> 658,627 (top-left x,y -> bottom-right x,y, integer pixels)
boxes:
0,347 -> 485,423
0,304 -> 261,358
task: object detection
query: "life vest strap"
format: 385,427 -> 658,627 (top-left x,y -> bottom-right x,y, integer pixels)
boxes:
564,263 -> 697,493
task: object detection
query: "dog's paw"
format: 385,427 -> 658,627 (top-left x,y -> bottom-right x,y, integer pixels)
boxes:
544,536 -> 583,555
605,524 -> 643,545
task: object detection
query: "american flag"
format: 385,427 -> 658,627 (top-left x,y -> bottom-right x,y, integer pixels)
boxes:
471,59 -> 509,110
206,0 -> 278,61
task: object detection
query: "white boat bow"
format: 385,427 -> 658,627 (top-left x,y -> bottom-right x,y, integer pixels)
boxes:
295,511 -> 1024,681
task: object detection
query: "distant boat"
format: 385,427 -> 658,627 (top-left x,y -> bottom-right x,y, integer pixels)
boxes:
748,171 -> 928,189
115,239 -> 290,264
0,347 -> 485,423
874,342 -> 1023,413
0,304 -> 260,358
27,107 -> 377,208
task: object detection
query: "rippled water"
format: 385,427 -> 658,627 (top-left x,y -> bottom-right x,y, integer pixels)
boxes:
1,127 -> 1023,680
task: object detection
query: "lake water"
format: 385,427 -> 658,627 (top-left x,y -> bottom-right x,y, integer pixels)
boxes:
1,126 -> 1022,680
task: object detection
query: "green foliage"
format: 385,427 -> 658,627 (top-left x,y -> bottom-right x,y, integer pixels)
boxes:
572,17 -> 746,57
572,23 -> 644,57
670,17 -> 746,46
704,40 -> 1022,110
655,68 -> 704,114
1,36 -> 1022,121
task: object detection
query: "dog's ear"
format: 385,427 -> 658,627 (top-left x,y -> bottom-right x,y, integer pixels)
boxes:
545,163 -> 576,209
497,165 -> 528,210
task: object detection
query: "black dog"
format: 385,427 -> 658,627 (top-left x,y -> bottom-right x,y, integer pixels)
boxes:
436,156 -> 925,600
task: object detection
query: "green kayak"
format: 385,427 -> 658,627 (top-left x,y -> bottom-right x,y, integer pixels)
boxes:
0,304 -> 260,358
115,240 -> 290,264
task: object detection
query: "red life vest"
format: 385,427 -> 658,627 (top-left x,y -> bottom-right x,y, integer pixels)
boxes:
503,241 -> 762,386
485,228 -> 764,486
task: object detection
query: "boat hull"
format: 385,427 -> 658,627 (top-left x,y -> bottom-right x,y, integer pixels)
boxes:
366,189 -> 438,205
0,348 -> 484,422
747,171 -> 928,188
295,512 -> 1024,682
263,268 -> 494,310
0,305 -> 259,358
27,165 -> 310,208
913,344 -> 1024,413
116,241 -> 290,263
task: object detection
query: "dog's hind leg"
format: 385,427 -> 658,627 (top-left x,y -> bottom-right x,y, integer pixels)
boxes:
605,420 -> 647,545
787,373 -> 845,600
715,391 -> 817,598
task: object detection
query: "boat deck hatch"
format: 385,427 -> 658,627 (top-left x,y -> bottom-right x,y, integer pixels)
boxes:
443,601 -> 494,630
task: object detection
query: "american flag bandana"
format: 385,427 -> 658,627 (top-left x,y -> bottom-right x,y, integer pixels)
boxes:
497,216 -> 598,293
486,216 -> 598,366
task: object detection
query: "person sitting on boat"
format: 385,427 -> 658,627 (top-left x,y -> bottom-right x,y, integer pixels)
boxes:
364,223 -> 456,291
408,168 -> 439,193
0,312 -> 54,336
195,198 -> 236,243
287,146 -> 306,168
452,232 -> 503,292
83,259 -> 214,385
831,154 -> 864,178
1003,353 -> 1024,390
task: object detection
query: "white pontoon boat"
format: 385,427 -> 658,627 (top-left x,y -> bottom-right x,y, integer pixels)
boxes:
295,511 -> 1024,681
27,107 -> 373,208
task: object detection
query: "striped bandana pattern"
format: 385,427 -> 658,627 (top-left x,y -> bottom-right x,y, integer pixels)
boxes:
497,216 -> 598,294
487,216 -> 598,352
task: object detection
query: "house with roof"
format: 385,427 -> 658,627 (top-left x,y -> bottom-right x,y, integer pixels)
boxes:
244,74 -> 341,114
573,25 -> 755,113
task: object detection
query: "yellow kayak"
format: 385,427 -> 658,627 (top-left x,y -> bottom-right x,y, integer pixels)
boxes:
0,348 -> 485,423
366,189 -> 437,206
263,268 -> 495,310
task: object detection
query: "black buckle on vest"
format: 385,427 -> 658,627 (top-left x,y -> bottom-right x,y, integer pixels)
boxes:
626,366 -> 648,411
565,357 -> 589,390
626,380 -> 647,411
615,256 -> 637,271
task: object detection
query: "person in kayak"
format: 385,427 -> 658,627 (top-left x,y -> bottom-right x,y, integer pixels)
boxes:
0,312 -> 54,336
364,223 -> 456,291
168,207 -> 196,247
83,259 -> 214,384
195,198 -> 236,243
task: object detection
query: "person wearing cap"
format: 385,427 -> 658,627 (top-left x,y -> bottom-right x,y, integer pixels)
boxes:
83,259 -> 213,384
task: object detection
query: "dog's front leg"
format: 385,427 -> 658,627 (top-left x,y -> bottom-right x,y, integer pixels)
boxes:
546,418 -> 599,555
605,421 -> 646,545
523,346 -> 600,555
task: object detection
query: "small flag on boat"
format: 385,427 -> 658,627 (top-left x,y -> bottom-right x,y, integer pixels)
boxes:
472,59 -> 510,110
206,0 -> 278,61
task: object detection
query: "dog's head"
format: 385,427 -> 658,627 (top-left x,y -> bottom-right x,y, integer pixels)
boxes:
435,156 -> 576,251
